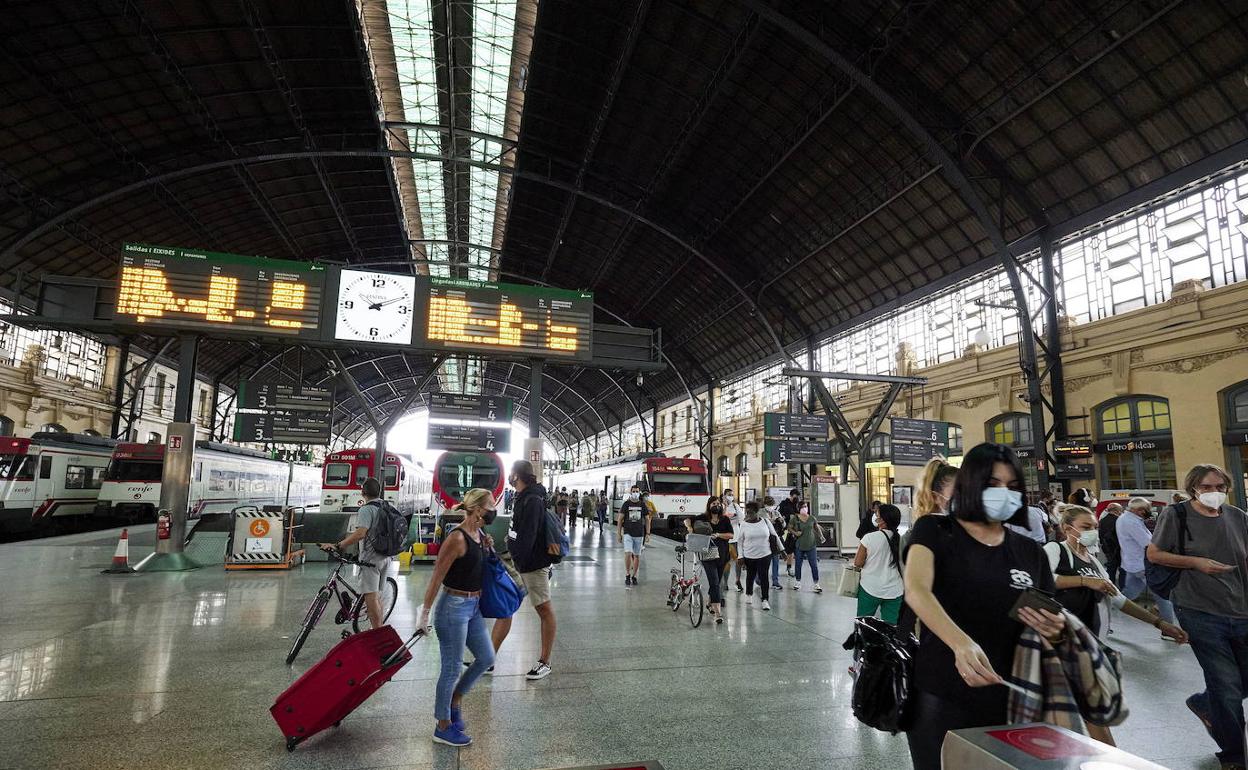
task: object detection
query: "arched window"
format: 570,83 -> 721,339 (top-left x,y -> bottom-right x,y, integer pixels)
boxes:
734,452 -> 748,475
865,433 -> 891,462
1223,381 -> 1248,509
717,455 -> 730,476
0,416 -> 13,437
147,431 -> 162,444
82,428 -> 101,437
987,413 -> 1032,447
947,424 -> 964,456
1094,396 -> 1175,490
1097,396 -> 1171,437
39,422 -> 66,433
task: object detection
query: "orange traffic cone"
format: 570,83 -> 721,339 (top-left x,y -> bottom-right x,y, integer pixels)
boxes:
101,528 -> 135,574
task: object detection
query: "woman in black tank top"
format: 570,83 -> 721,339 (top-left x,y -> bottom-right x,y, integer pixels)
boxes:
420,488 -> 498,747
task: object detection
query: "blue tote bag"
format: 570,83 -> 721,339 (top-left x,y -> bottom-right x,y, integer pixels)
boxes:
480,550 -> 526,619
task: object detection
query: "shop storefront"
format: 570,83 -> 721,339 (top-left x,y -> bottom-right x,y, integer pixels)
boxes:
1093,396 -> 1176,491
1223,382 -> 1248,506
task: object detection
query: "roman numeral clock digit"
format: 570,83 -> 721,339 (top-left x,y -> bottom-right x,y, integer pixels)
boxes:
333,269 -> 417,345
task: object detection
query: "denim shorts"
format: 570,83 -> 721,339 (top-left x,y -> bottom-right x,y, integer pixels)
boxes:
623,534 -> 644,555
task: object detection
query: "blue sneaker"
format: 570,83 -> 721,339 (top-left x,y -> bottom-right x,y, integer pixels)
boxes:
433,724 -> 472,747
450,706 -> 466,732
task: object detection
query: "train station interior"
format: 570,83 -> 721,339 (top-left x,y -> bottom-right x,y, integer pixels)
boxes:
3,1 -> 1248,769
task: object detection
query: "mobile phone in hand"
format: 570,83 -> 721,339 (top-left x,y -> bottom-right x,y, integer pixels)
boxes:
1008,587 -> 1063,623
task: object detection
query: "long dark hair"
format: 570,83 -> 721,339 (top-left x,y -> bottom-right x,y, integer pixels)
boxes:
950,442 -> 1029,527
705,496 -> 723,517
744,500 -> 760,522
877,503 -> 902,568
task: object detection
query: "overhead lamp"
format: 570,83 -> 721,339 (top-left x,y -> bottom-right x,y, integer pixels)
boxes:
973,329 -> 991,348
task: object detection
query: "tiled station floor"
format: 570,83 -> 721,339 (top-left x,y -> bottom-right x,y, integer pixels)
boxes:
0,522 -> 1222,770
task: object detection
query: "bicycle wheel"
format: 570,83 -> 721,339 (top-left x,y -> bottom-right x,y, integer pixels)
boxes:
689,586 -> 704,628
353,577 -> 399,633
287,588 -> 331,665
671,586 -> 685,612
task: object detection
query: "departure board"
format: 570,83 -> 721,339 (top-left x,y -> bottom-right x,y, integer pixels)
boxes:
115,243 -> 325,337
420,277 -> 593,361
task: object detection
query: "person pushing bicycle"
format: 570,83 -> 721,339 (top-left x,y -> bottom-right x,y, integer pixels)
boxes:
322,477 -> 390,629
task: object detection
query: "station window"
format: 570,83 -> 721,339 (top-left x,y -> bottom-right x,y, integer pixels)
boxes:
1223,382 -> 1248,506
1095,396 -> 1176,490
945,424 -> 963,456
865,433 -> 893,511
39,422 -> 67,434
0,416 -> 12,437
685,406 -> 693,439
734,452 -> 748,475
988,413 -> 1032,447
717,455 -> 730,476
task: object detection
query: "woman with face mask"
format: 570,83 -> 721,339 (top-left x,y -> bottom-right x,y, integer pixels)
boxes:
786,502 -> 823,593
684,496 -> 734,623
737,501 -> 778,610
1044,505 -> 1188,745
420,488 -> 498,747
902,443 -> 1066,770
762,496 -> 787,591
853,503 -> 904,623
721,490 -> 745,592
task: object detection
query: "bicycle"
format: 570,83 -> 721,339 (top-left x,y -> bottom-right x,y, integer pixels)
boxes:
666,534 -> 713,628
285,546 -> 398,665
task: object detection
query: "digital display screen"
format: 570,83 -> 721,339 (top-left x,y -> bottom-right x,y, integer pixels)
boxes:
115,243 -> 324,337
420,277 -> 593,361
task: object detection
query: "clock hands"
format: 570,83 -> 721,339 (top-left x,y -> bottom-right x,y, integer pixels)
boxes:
366,295 -> 407,311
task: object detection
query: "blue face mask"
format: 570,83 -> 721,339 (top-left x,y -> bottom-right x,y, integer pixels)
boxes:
982,487 -> 1023,522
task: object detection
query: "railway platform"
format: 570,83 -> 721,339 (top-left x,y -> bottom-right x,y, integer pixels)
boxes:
0,523 -> 1221,770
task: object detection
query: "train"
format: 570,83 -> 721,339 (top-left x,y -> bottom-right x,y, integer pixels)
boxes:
554,453 -> 711,535
320,448 -> 432,516
0,432 -> 118,534
432,451 -> 505,510
95,440 -> 322,521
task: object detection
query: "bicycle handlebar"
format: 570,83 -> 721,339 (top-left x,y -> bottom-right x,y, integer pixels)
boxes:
320,545 -> 375,569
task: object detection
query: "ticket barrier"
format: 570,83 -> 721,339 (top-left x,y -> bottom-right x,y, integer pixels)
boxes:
943,723 -> 1168,769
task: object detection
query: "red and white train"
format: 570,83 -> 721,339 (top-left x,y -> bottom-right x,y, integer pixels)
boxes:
320,447 -> 432,515
0,432 -> 117,533
94,440 -> 321,521
555,454 -> 711,534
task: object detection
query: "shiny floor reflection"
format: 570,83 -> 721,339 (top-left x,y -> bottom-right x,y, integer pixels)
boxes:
0,523 -> 1220,769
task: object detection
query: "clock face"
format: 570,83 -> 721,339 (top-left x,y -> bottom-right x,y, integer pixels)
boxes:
334,270 -> 417,344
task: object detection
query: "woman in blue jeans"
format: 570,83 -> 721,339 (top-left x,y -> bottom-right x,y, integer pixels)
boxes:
787,503 -> 824,592
420,488 -> 498,747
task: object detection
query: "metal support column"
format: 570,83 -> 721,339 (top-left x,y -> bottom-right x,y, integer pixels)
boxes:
1040,235 -> 1069,495
135,333 -> 201,572
706,380 -> 716,492
526,359 -> 544,482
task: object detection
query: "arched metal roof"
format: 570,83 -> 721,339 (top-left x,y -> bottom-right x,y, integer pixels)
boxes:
3,0 -> 1247,445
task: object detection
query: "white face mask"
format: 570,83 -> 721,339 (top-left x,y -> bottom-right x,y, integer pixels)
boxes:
1199,491 -> 1228,510
1077,529 -> 1099,548
981,487 -> 1023,522
629,492 -> 640,502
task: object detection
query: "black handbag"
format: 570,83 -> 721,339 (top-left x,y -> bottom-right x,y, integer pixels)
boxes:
844,616 -> 918,734
1145,503 -> 1189,600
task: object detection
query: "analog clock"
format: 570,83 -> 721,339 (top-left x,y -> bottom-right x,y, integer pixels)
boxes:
334,270 -> 417,344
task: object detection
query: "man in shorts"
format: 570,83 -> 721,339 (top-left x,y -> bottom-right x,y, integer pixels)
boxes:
617,485 -> 650,586
493,460 -> 557,680
323,476 -> 390,629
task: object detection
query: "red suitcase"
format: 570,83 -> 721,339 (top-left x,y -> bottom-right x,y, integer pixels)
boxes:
271,625 -> 425,751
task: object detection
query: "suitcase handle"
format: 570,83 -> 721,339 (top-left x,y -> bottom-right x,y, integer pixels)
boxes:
380,627 -> 428,668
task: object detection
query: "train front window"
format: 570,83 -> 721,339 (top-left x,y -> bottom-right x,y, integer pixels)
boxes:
355,465 -> 369,487
323,463 -> 352,486
384,466 -> 398,487
105,460 -> 162,482
648,473 -> 708,495
0,454 -> 33,481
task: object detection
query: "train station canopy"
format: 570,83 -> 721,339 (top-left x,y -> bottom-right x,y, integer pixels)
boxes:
2,0 -> 1247,449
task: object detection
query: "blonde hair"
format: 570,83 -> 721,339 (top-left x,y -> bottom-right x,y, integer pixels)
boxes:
453,488 -> 497,515
914,455 -> 957,519
1059,504 -> 1095,528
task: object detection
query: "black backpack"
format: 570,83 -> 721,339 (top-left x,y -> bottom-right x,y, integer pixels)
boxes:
1146,503 -> 1191,600
844,616 -> 918,734
365,500 -> 409,557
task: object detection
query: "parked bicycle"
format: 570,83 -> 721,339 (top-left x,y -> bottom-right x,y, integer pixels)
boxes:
665,534 -> 713,628
285,546 -> 398,665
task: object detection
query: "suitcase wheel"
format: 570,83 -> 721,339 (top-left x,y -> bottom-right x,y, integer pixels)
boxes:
286,737 -> 302,752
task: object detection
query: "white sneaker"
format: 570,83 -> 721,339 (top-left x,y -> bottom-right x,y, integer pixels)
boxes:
525,661 -> 551,680
762,600 -> 771,611
745,596 -> 753,606
813,583 -> 823,594
793,582 -> 801,591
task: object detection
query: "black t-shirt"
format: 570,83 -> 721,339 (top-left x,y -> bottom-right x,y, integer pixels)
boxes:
1051,543 -> 1103,634
907,515 -> 1055,715
694,513 -> 733,562
619,500 -> 649,537
778,498 -> 798,523
1097,512 -> 1121,561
